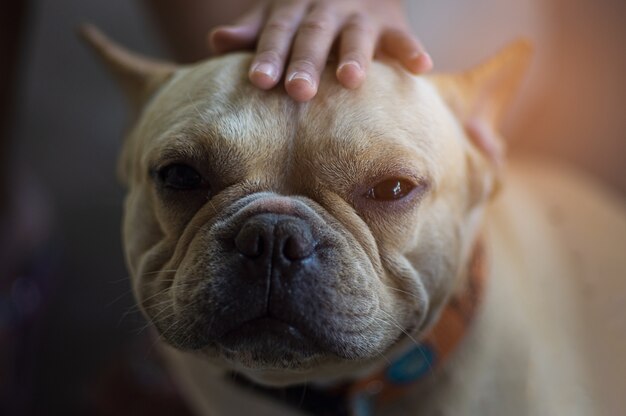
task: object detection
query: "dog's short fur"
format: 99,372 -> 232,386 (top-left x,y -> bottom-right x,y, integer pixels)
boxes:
83,26 -> 626,415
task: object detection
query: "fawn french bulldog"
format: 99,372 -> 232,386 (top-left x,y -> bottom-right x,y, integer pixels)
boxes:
82,25 -> 626,415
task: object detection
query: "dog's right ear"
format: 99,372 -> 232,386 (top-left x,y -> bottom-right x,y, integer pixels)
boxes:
429,40 -> 531,167
79,24 -> 177,114
429,41 -> 532,205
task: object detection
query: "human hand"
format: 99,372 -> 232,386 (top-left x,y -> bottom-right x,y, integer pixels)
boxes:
209,0 -> 432,102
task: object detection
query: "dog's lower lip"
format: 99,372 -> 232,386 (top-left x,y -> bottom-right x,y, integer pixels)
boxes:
218,317 -> 319,353
220,317 -> 305,342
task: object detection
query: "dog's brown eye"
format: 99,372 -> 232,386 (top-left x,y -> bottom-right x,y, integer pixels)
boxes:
157,164 -> 204,190
366,178 -> 415,201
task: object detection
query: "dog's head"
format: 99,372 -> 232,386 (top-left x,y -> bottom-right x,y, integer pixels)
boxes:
83,26 -> 529,385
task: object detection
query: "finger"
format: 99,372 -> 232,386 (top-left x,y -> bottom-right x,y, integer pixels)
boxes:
249,0 -> 310,90
209,26 -> 260,54
380,28 -> 433,74
208,6 -> 264,54
336,13 -> 377,89
285,4 -> 342,102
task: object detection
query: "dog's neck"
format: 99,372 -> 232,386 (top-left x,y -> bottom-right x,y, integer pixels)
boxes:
230,238 -> 487,416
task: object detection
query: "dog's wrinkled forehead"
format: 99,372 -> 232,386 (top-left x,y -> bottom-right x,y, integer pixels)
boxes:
130,54 -> 457,190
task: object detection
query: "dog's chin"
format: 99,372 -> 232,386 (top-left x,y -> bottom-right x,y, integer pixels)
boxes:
216,317 -> 324,370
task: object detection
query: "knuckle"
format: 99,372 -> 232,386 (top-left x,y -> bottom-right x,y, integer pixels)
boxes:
265,18 -> 294,34
344,13 -> 375,36
300,18 -> 330,34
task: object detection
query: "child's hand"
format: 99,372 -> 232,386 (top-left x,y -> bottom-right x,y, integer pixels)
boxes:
209,0 -> 432,102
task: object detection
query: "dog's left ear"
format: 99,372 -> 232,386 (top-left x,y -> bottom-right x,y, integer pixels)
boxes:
79,24 -> 177,115
430,40 -> 532,168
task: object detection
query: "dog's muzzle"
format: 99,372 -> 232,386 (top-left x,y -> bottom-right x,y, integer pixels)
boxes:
160,195 -> 384,366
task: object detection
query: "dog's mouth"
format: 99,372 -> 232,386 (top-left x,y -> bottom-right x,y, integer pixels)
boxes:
217,316 -> 323,368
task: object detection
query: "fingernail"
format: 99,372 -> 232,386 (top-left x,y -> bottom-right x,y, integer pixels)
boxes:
337,61 -> 365,89
251,62 -> 278,81
420,52 -> 433,71
338,60 -> 362,74
287,71 -> 315,88
409,52 -> 433,73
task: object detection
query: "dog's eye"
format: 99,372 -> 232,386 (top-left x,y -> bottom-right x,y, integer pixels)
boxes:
366,178 -> 415,201
157,164 -> 205,190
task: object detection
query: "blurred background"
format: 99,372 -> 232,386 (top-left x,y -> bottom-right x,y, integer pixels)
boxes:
1,0 -> 625,414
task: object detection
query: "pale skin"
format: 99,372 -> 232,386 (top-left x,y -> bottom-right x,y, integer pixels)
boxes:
145,0 -> 432,102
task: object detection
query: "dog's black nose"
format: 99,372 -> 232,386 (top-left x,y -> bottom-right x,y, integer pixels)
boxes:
234,214 -> 315,261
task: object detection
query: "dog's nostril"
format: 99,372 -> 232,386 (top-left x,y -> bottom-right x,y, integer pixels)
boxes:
235,223 -> 266,258
282,232 -> 315,261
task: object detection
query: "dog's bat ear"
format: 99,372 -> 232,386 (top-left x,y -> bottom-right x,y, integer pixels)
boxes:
430,40 -> 532,167
79,24 -> 177,113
